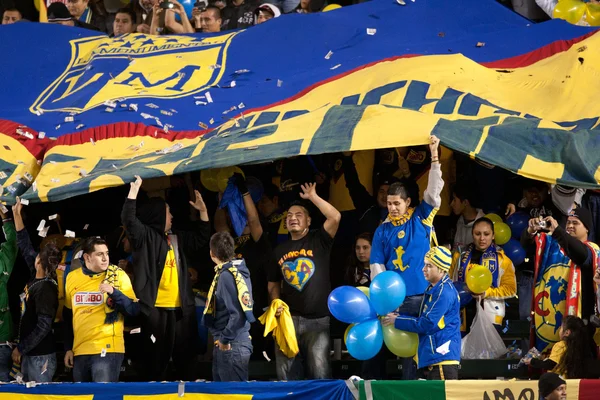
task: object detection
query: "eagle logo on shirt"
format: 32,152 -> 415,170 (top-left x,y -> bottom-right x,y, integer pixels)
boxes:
282,257 -> 315,291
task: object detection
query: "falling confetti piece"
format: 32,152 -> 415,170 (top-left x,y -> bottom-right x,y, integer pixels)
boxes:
55,124 -> 61,130
130,328 -> 141,334
476,42 -> 485,47
20,199 -> 29,205
277,79 -> 283,87
80,169 -> 88,177
129,104 -> 139,112
51,178 -> 60,183
90,138 -> 95,145
151,334 -> 156,343
65,116 -> 74,123
76,124 -> 85,130
0,172 -> 6,179
32,181 -> 37,191
209,118 -> 214,124
235,69 -> 250,74
206,92 -> 213,103
238,102 -> 245,109
105,107 -> 114,113
0,204 -> 7,214
229,81 -> 236,88
64,230 -> 76,238
195,101 -> 207,106
160,110 -> 173,116
146,103 -> 159,109
37,220 -> 46,231
140,113 -> 154,119
330,64 -> 341,70
156,143 -> 184,155
49,214 -> 58,220
35,110 -> 44,116
104,100 -> 117,108
198,122 -> 208,129
396,0 -> 406,4
325,50 -> 333,59
38,132 -> 46,139
367,28 -> 376,35
169,109 -> 178,113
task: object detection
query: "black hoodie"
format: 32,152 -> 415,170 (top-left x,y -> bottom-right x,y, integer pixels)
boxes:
121,198 -> 210,316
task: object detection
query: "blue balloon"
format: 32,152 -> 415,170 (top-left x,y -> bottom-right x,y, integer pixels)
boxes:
174,0 -> 196,20
502,238 -> 526,266
453,281 -> 473,308
370,271 -> 406,315
346,319 -> 383,360
507,212 -> 529,239
328,286 -> 376,324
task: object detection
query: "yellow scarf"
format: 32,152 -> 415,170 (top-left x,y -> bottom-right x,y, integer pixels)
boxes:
259,299 -> 299,358
204,261 -> 255,323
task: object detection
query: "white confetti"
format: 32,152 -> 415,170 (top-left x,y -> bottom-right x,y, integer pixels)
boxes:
90,138 -> 95,145
37,220 -> 46,231
130,327 -> 141,334
100,348 -> 107,358
104,100 -> 117,108
209,118 -> 214,124
238,102 -> 245,109
49,214 -> 58,220
35,110 -> 44,116
129,104 -> 138,112
32,181 -> 37,192
0,172 -> 6,179
235,69 -> 250,74
160,110 -> 173,116
20,199 -> 29,206
325,50 -> 333,60
277,79 -> 283,87
51,178 -> 60,183
140,113 -> 154,119
38,226 -> 49,238
64,230 -> 76,238
146,103 -> 159,109
105,107 -> 114,113
24,172 -> 33,182
156,143 -> 183,155
206,92 -> 213,103
367,28 -> 377,35
74,250 -> 83,259
38,132 -> 46,139
195,101 -> 207,106
80,169 -> 88,177
76,124 -> 85,130
83,224 -> 89,230
330,64 -> 341,70
229,81 -> 236,88
150,334 -> 156,343
0,204 -> 7,214
65,116 -> 74,123
55,124 -> 61,130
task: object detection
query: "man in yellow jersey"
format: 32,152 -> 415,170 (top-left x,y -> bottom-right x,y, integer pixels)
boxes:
383,246 -> 461,380
63,237 -> 139,382
122,175 -> 211,380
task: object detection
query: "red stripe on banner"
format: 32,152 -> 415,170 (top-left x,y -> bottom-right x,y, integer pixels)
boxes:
579,379 -> 600,400
0,30 -> 596,151
0,119 -> 50,159
482,29 -> 598,69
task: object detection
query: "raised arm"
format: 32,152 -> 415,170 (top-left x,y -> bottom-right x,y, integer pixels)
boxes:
299,182 -> 341,238
12,197 -> 37,276
341,152 -> 376,215
121,175 -> 150,249
423,135 -> 444,209
234,174 -> 263,242
177,190 -> 211,252
168,0 -> 195,33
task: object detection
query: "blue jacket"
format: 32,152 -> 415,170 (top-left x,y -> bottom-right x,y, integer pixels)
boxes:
394,274 -> 461,368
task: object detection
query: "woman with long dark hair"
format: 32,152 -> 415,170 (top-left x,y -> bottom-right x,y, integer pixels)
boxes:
344,233 -> 372,287
10,198 -> 60,382
449,217 -> 517,328
526,316 -> 594,378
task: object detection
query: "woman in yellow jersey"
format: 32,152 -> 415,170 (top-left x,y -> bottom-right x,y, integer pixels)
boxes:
63,237 -> 139,382
122,175 -> 211,381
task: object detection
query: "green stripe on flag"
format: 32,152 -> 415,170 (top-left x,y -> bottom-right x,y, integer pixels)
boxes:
358,380 -> 445,400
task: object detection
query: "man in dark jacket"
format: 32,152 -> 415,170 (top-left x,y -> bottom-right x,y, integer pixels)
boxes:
204,231 -> 254,381
47,2 -> 101,31
221,0 -> 258,30
121,175 -> 211,381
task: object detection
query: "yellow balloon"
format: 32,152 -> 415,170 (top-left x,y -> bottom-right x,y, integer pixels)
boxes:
484,213 -> 503,224
586,3 -> 600,26
553,0 -> 586,24
494,222 -> 512,245
200,169 -> 220,192
356,286 -> 370,298
382,325 -> 418,357
323,4 -> 342,12
344,324 -> 355,344
465,265 -> 493,294
216,166 -> 244,193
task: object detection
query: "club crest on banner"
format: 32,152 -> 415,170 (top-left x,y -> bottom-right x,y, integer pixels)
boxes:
31,32 -> 238,114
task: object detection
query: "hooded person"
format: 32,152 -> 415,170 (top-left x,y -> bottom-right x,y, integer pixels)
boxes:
121,176 -> 211,381
538,372 -> 567,400
203,231 -> 255,382
254,3 -> 280,24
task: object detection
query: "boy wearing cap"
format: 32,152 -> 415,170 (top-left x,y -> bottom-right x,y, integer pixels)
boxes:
538,372 -> 567,400
383,246 -> 461,380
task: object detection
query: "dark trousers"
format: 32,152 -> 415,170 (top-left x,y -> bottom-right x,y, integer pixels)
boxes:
397,294 -> 424,380
141,307 -> 199,381
212,340 -> 252,381
423,364 -> 459,380
73,353 -> 123,382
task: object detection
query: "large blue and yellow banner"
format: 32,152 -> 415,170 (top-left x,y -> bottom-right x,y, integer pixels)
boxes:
0,380 -> 354,399
0,0 -> 599,203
